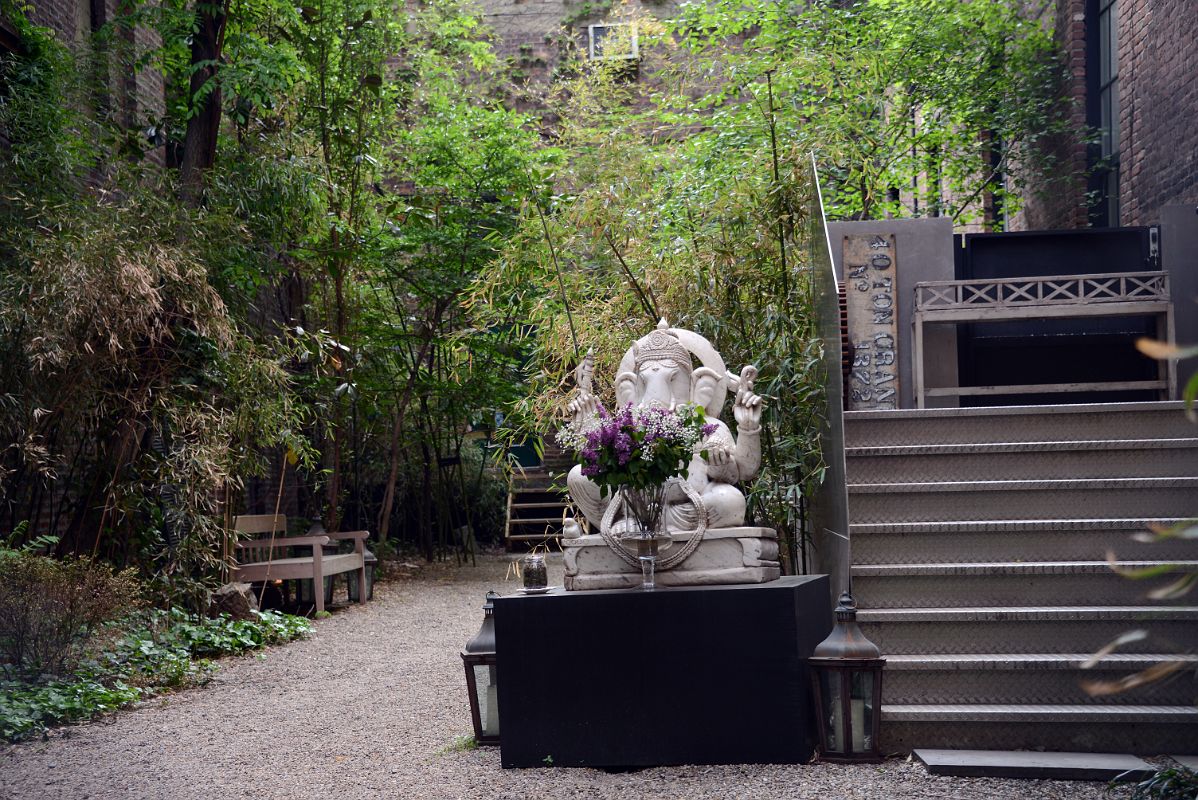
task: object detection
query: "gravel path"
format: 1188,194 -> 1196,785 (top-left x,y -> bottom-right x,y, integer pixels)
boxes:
1,554 -> 1128,799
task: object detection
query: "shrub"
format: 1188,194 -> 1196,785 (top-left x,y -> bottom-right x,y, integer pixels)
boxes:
0,551 -> 141,676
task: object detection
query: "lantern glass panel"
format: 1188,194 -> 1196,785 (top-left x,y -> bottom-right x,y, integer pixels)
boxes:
818,669 -> 844,753
473,664 -> 500,738
849,669 -> 875,752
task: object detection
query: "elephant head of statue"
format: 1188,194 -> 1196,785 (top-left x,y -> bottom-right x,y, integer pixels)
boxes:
614,324 -> 728,417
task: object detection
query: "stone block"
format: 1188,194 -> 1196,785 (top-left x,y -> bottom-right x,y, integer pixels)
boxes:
562,527 -> 781,590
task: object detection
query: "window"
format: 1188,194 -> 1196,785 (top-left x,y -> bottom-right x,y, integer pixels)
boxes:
0,15 -> 20,55
588,23 -> 638,61
1089,0 -> 1120,226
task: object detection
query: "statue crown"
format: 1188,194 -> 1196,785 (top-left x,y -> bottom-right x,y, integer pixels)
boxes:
634,330 -> 693,375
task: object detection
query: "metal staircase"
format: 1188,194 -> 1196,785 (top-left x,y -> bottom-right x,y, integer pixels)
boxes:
845,401 -> 1198,754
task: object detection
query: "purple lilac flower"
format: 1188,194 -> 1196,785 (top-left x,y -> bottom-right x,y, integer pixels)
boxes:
614,431 -> 633,465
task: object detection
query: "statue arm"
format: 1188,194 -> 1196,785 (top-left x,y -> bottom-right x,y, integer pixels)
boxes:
702,423 -> 739,483
731,425 -> 762,482
566,348 -> 599,426
730,365 -> 764,482
703,423 -> 761,484
699,366 -> 764,484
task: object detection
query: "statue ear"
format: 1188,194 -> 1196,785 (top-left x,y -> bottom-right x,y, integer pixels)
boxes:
692,367 -> 722,409
615,371 -> 638,408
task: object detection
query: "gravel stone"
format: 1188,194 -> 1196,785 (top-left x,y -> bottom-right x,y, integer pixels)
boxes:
0,554 -> 1129,799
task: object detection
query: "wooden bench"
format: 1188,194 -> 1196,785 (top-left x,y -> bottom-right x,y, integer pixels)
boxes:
913,271 -> 1176,408
231,514 -> 368,615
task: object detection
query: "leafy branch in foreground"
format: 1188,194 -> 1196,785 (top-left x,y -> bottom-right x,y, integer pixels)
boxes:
1083,339 -> 1198,698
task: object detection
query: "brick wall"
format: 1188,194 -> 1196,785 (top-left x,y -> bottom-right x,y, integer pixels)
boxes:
1013,0 -> 1090,231
24,0 -> 165,163
1018,0 -> 1198,230
1117,0 -> 1198,226
478,0 -> 680,99
28,0 -> 83,43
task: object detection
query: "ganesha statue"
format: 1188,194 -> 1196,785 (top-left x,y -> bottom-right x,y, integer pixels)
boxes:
560,319 -> 782,591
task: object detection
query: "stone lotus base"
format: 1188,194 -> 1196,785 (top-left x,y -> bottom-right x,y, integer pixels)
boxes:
562,526 -> 781,591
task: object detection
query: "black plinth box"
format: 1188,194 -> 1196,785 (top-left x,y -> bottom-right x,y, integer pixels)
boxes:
492,575 -> 832,768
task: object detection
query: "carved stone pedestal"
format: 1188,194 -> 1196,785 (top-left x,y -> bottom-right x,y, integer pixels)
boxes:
562,526 -> 781,591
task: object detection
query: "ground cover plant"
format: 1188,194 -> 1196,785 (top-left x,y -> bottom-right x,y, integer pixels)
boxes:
0,607 -> 311,743
0,522 -> 310,742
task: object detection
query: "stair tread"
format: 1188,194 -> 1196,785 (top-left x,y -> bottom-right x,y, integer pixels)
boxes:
858,606 -> 1198,622
507,517 -> 564,524
848,438 -> 1198,457
885,653 -> 1198,669
849,476 -> 1198,493
851,518 -> 1185,534
913,749 -> 1156,781
883,704 -> 1198,722
854,560 -> 1198,576
845,400 -> 1187,421
510,502 -> 570,509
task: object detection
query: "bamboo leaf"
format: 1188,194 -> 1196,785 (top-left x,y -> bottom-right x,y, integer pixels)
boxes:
1081,660 -> 1187,697
1081,630 -> 1149,669
1105,551 -> 1192,580
1147,573 -> 1198,601
1135,338 -> 1198,360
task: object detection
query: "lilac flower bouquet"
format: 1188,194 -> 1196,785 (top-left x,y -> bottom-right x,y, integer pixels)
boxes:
557,403 -> 717,534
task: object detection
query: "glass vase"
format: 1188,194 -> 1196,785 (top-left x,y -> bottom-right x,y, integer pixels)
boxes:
618,484 -> 671,590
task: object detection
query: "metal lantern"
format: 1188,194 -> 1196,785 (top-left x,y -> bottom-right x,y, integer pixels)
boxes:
461,591 -> 501,745
809,591 -> 885,763
294,575 -> 334,612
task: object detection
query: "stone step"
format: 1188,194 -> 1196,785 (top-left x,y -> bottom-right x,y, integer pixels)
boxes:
885,653 -> 1198,706
858,606 -> 1198,655
913,749 -> 1155,781
845,401 -> 1192,447
853,561 -> 1198,608
846,438 -> 1198,483
850,519 -> 1192,565
847,477 -> 1197,523
883,706 -> 1198,754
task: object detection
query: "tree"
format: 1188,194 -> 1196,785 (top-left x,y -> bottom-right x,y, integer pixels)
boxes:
668,0 -> 1077,228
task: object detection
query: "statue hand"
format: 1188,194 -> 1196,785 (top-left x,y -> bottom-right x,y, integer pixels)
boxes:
705,443 -> 735,466
733,365 -> 763,430
567,390 -> 598,421
574,348 -> 594,394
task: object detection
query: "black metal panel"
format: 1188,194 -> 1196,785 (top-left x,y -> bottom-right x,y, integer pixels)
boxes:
493,575 -> 832,768
810,161 -> 850,594
956,227 -> 1155,280
953,228 -> 1159,405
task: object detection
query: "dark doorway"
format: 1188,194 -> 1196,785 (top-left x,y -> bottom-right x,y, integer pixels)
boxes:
953,228 -> 1161,406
